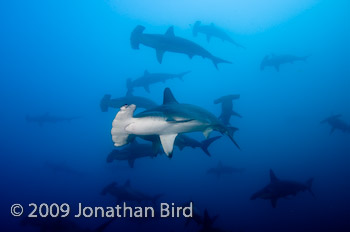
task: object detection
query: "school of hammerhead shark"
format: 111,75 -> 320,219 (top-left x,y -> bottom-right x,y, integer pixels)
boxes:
25,21 -> 349,232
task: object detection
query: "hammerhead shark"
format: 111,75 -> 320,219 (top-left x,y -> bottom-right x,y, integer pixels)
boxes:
250,169 -> 314,208
130,25 -> 231,69
106,140 -> 160,168
101,180 -> 163,204
214,94 -> 241,125
320,114 -> 349,134
192,21 -> 245,49
100,92 -> 157,112
126,70 -> 191,93
207,162 -> 245,178
111,88 -> 240,157
260,54 -> 309,71
26,113 -> 81,126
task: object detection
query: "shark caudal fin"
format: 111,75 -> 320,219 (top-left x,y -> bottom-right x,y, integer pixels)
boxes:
111,104 -> 136,147
226,126 -> 240,150
306,178 -> 315,197
200,136 -> 222,156
130,25 -> 145,49
211,56 -> 232,70
100,94 -> 111,112
192,21 -> 201,37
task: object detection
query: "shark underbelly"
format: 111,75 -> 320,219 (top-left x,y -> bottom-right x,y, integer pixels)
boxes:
125,117 -> 207,135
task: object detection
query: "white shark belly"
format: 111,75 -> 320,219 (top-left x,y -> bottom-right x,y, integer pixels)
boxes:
125,118 -> 206,135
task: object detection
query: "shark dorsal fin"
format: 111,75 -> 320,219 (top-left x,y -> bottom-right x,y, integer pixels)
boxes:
144,70 -> 149,76
165,26 -> 175,37
270,169 -> 279,183
125,89 -> 133,97
124,180 -> 131,187
163,88 -> 178,104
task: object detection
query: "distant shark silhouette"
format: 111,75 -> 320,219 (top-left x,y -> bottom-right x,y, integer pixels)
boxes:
214,94 -> 241,125
260,54 -> 309,71
251,169 -> 314,208
45,161 -> 82,176
207,162 -> 245,178
111,88 -> 240,157
130,25 -> 231,69
101,180 -> 163,204
26,113 -> 81,126
100,92 -> 157,112
193,21 -> 245,49
320,114 -> 349,134
127,70 -> 191,93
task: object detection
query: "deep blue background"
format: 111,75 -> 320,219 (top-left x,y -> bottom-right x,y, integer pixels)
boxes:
1,0 -> 349,231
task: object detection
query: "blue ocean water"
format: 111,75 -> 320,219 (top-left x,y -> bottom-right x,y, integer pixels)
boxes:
1,0 -> 349,231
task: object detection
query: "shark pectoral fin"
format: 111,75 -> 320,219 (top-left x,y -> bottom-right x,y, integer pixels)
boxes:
159,134 -> 178,157
203,128 -> 213,138
128,159 -> 135,168
271,198 -> 278,208
156,49 -> 165,63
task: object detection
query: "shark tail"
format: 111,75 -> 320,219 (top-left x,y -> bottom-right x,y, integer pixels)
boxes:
130,25 -> 145,49
226,126 -> 240,150
200,136 -> 222,156
100,94 -> 111,112
192,21 -> 201,37
211,56 -> 232,70
111,104 -> 136,147
306,178 -> 315,197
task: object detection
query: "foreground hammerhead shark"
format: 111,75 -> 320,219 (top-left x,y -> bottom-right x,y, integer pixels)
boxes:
320,114 -> 349,134
101,180 -> 163,204
214,94 -> 241,125
192,21 -> 245,49
260,54 -> 309,71
130,25 -> 231,69
100,92 -> 157,112
250,169 -> 314,208
111,88 -> 240,157
127,70 -> 191,93
207,162 -> 245,178
26,113 -> 81,126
